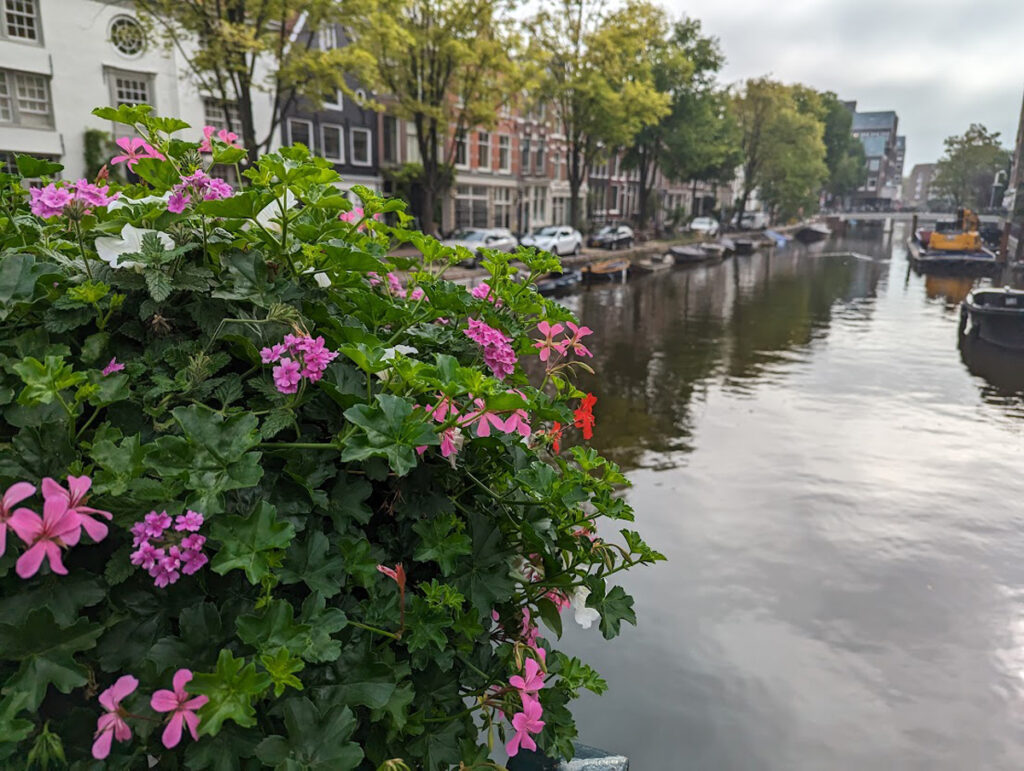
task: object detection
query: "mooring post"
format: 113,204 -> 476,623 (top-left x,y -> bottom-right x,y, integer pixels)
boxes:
911,214 -> 918,236
1000,221 -> 1012,263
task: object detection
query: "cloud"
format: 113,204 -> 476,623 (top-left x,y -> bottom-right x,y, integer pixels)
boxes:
665,0 -> 1024,168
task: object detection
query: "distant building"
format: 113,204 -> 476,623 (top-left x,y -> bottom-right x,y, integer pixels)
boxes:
846,103 -> 902,208
906,163 -> 938,208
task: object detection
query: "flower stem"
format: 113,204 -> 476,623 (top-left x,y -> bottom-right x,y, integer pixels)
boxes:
348,620 -> 400,640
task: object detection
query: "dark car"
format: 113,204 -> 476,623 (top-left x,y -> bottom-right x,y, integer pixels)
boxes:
587,224 -> 635,250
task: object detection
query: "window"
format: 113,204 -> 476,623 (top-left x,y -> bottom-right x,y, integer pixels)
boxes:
109,16 -> 146,57
477,131 -> 490,170
867,177 -> 877,190
323,89 -> 343,110
321,124 -> 344,162
288,118 -> 314,149
382,116 -> 398,163
454,133 -> 468,168
318,25 -> 337,50
350,127 -> 371,165
0,69 -> 53,128
532,185 -> 546,222
3,0 -> 39,42
520,137 -> 530,174
109,70 -> 152,107
492,187 -> 512,228
455,185 -> 489,229
498,135 -> 510,172
203,97 -> 241,133
868,158 -> 880,171
534,138 -> 544,175
405,121 -> 421,163
355,89 -> 366,103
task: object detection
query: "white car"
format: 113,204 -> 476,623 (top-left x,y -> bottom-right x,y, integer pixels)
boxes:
440,228 -> 517,266
688,217 -> 720,236
519,225 -> 582,256
736,211 -> 769,230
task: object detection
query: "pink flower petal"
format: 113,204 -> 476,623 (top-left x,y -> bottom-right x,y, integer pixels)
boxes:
162,711 -> 184,749
172,668 -> 193,696
2,482 -> 35,510
92,726 -> 114,759
16,542 -> 48,578
150,688 -> 178,713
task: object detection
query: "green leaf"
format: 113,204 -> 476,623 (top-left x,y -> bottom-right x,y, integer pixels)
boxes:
536,596 -> 564,639
212,146 -> 248,165
132,156 -> 181,189
12,355 -> 86,406
0,253 -> 59,320
198,191 -> 260,219
412,516 -> 471,576
192,649 -> 272,736
144,269 -> 173,302
0,609 -> 102,709
0,576 -> 105,627
15,154 -> 63,177
210,501 -> 295,584
342,394 -> 436,476
592,583 -> 637,640
260,648 -> 305,698
321,243 -> 385,272
0,692 -> 34,760
92,103 -> 152,126
326,475 -> 373,528
279,530 -> 346,597
184,723 -> 261,771
255,699 -> 364,771
453,514 -> 515,614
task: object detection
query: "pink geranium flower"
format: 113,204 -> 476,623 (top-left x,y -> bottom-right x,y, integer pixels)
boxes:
29,184 -> 72,218
509,657 -> 545,696
110,136 -> 164,170
151,669 -> 209,749
506,693 -> 545,757
92,675 -> 139,759
0,482 -> 36,557
42,475 -> 112,543
533,321 -> 567,363
460,397 -> 507,438
9,494 -> 81,578
272,357 -> 302,394
102,357 -> 125,376
564,321 -> 593,358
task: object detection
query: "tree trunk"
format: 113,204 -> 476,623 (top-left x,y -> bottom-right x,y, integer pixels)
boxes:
568,148 -> 583,232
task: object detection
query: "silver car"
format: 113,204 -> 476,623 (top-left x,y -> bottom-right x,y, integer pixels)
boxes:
520,225 -> 583,256
441,228 -> 518,267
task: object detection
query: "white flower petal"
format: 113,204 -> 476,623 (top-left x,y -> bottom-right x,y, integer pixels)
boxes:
571,586 -> 601,629
94,224 -> 174,270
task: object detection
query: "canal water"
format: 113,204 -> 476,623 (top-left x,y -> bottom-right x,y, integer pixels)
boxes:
558,222 -> 1024,770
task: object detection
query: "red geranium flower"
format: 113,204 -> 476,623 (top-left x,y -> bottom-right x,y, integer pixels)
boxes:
573,393 -> 597,440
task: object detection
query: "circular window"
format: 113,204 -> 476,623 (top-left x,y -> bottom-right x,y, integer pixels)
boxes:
110,16 -> 146,57
355,89 -> 366,102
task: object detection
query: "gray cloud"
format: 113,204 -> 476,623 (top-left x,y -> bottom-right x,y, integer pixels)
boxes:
665,0 -> 1024,168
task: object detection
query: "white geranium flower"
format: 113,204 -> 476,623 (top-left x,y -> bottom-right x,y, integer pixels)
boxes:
374,345 -> 420,382
94,224 -> 175,270
571,586 -> 601,630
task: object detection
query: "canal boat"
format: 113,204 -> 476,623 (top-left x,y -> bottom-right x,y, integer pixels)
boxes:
959,287 -> 1024,350
535,269 -> 582,296
733,237 -> 758,255
630,253 -> 673,275
667,245 -> 708,265
906,238 -> 999,276
718,237 -> 737,255
698,242 -> 728,260
581,257 -> 630,283
793,223 -> 831,244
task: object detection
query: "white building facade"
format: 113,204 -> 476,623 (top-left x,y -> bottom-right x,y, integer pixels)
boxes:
0,0 -> 273,179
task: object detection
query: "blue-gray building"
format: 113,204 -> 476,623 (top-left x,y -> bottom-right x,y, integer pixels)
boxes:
847,103 -> 904,209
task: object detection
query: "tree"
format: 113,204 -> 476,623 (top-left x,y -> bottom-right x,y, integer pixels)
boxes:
622,18 -> 740,230
731,78 -> 827,222
528,0 -> 670,230
340,0 -> 518,235
819,93 -> 867,200
932,124 -> 1011,209
134,0 -> 350,157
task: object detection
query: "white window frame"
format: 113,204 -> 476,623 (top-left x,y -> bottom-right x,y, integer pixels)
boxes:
202,96 -> 241,133
320,123 -> 344,163
0,68 -> 53,128
454,133 -> 469,169
287,117 -> 314,150
323,89 -> 343,110
318,25 -> 337,50
477,131 -> 490,171
106,68 -> 154,110
2,0 -> 41,44
350,126 -> 372,166
498,135 -> 511,173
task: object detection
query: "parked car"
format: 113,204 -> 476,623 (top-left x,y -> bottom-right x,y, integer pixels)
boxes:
688,216 -> 720,237
520,225 -> 583,256
735,211 -> 769,230
587,224 -> 635,250
441,228 -> 517,266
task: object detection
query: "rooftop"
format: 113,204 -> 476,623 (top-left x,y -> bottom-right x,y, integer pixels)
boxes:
852,111 -> 898,133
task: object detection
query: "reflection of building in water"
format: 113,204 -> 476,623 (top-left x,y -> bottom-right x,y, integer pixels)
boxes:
925,275 -> 976,306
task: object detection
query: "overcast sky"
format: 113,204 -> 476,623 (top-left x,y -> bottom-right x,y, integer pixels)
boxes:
665,0 -> 1024,170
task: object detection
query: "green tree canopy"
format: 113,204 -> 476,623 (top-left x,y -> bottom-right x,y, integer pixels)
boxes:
932,123 -> 1011,208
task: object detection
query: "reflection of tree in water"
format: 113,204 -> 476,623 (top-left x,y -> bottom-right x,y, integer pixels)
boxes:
572,250 -> 883,469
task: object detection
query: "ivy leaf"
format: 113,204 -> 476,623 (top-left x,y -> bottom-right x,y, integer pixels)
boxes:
192,649 -> 272,736
236,600 -> 311,655
453,514 -> 515,615
211,501 -> 295,584
325,475 -> 373,528
89,432 -> 147,496
412,516 -> 471,576
0,576 -> 105,627
591,583 -> 637,640
296,594 -> 347,664
0,609 -> 102,709
260,648 -> 305,698
255,698 -> 363,771
279,530 -> 346,598
342,394 -> 436,476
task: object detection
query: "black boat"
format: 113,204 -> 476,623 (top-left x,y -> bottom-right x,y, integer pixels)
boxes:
536,269 -> 582,296
733,237 -> 757,255
959,287 -> 1024,350
793,223 -> 831,244
907,238 -> 999,276
667,245 -> 708,264
698,242 -> 728,260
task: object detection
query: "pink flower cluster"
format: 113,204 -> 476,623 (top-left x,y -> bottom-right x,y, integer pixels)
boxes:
470,282 -> 502,306
110,136 -> 165,170
533,321 -> 593,363
0,476 -> 111,578
261,334 -> 339,394
129,510 -> 207,587
415,392 -> 532,462
506,656 -> 547,757
463,318 -> 517,380
167,170 -> 233,213
92,669 -> 208,759
369,271 -> 426,301
29,179 -> 119,218
198,125 -> 242,153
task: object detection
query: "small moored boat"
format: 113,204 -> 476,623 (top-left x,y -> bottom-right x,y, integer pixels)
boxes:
581,257 -> 630,283
794,223 -> 831,244
630,252 -> 673,275
959,287 -> 1024,350
536,269 -> 582,296
733,238 -> 757,255
698,242 -> 728,260
667,245 -> 707,265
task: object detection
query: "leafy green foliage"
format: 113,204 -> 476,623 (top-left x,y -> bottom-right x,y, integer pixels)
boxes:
0,110 -> 662,767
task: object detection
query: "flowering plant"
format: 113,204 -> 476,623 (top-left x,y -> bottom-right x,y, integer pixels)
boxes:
0,105 -> 662,768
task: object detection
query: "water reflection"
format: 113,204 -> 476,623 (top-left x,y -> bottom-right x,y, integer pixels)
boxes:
555,222 -> 1024,770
